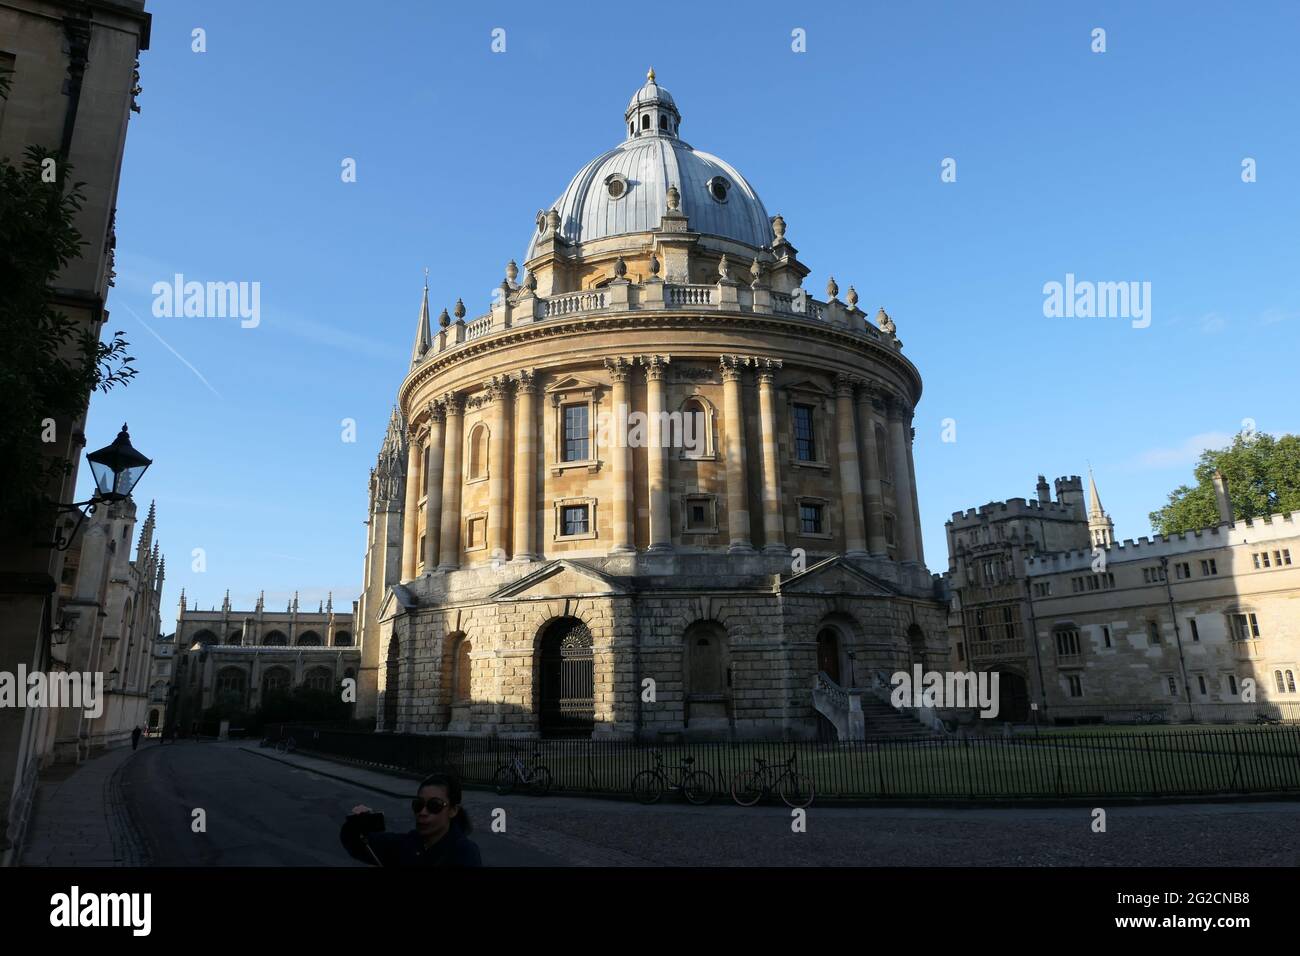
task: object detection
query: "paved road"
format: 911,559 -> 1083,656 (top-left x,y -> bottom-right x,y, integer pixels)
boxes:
122,742 -> 562,865
121,741 -> 1300,866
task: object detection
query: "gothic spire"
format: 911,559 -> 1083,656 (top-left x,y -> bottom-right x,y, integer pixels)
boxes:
1086,467 -> 1114,548
411,268 -> 432,367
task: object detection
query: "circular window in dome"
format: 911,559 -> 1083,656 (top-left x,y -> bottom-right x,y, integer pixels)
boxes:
707,176 -> 730,203
605,173 -> 628,200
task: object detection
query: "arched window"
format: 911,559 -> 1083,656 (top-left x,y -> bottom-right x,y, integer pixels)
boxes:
640,114 -> 649,131
263,631 -> 288,646
1289,670 -> 1297,693
659,115 -> 667,130
228,629 -> 242,645
467,423 -> 489,480
816,627 -> 842,684
1276,670 -> 1286,694
333,630 -> 352,647
297,631 -> 322,646
680,398 -> 713,459
216,667 -> 247,701
192,629 -> 218,647
303,667 -> 332,692
262,667 -> 291,696
453,637 -> 472,703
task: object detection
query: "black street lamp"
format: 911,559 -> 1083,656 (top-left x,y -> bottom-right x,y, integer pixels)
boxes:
51,423 -> 152,551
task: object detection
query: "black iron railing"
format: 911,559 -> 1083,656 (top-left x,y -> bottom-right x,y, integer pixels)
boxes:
268,723 -> 1300,802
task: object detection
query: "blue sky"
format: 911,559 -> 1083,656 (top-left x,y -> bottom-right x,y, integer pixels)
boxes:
86,0 -> 1300,624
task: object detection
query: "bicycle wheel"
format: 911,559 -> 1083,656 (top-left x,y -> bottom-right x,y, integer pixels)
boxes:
493,765 -> 517,796
779,771 -> 815,809
529,766 -> 553,796
632,770 -> 663,805
683,770 -> 715,806
730,771 -> 764,807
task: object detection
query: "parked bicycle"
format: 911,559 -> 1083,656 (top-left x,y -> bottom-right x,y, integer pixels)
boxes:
493,750 -> 552,795
730,752 -> 814,808
1134,711 -> 1167,725
631,750 -> 715,805
275,736 -> 297,754
1255,712 -> 1282,725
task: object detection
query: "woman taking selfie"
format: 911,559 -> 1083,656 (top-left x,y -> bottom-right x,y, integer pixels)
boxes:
340,772 -> 482,867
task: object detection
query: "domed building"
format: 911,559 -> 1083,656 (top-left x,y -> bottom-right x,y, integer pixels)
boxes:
356,71 -> 948,741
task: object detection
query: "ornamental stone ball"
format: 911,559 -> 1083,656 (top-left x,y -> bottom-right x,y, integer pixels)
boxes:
876,306 -> 896,335
846,285 -> 858,310
438,307 -> 450,328
454,298 -> 466,322
827,276 -> 839,300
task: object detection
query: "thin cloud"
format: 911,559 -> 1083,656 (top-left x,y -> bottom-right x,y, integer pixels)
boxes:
1132,431 -> 1234,470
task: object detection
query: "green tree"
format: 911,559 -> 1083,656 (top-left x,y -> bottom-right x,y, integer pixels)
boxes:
0,68 -> 137,534
1149,431 -> 1300,535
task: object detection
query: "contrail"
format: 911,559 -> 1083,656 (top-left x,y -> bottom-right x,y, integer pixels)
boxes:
118,299 -> 222,398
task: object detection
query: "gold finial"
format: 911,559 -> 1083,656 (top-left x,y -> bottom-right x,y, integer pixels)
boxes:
647,67 -> 655,82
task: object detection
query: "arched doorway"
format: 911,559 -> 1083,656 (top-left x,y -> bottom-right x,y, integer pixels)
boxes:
906,624 -> 927,672
148,709 -> 159,729
538,618 -> 593,738
816,628 -> 842,684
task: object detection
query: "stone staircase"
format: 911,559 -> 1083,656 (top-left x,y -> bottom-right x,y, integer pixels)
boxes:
812,671 -> 935,742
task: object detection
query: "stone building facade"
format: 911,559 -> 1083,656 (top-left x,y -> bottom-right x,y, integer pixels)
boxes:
171,592 -> 358,731
0,0 -> 150,865
360,71 -> 948,742
49,499 -> 162,759
948,471 -> 1300,723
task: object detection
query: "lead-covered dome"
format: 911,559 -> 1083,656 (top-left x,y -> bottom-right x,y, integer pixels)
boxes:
525,71 -> 772,262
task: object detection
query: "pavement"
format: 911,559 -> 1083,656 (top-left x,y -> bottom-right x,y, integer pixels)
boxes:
19,741 -> 146,866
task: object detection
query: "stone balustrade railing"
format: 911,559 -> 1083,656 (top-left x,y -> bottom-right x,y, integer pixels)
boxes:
422,279 -> 891,360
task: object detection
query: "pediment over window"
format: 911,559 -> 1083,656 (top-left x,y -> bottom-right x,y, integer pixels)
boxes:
777,555 -> 899,597
490,560 -> 629,601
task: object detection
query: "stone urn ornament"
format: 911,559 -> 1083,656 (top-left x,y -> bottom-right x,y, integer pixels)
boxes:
613,256 -> 627,280
666,184 -> 680,211
649,253 -> 661,277
772,214 -> 786,242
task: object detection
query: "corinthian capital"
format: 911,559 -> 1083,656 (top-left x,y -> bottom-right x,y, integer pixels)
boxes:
604,356 -> 634,383
640,354 -> 671,381
719,354 -> 746,383
515,368 -> 537,394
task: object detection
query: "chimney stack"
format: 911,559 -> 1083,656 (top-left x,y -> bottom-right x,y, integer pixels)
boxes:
1212,469 -> 1233,526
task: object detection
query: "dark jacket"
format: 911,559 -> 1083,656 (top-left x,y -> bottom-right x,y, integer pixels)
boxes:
340,815 -> 482,867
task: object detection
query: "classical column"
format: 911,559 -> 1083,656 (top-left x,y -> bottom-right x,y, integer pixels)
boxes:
422,400 -> 445,571
644,355 -> 672,551
487,376 -> 511,561
887,395 -> 920,564
437,393 -> 465,570
720,355 -> 754,553
834,374 -> 868,557
856,385 -> 887,557
400,421 -> 422,580
756,359 -> 786,554
906,423 -> 926,566
511,370 -> 538,562
605,357 -> 634,553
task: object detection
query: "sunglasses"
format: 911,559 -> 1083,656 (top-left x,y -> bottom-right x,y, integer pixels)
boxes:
411,797 -> 450,815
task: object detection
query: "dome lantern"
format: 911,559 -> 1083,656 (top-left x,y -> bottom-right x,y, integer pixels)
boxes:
625,66 -> 682,140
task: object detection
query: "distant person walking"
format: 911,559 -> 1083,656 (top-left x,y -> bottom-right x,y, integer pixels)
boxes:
131,726 -> 143,750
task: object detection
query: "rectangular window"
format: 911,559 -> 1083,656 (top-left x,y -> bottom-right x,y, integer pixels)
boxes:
1262,551 -> 1271,568
0,53 -> 13,135
1197,675 -> 1207,695
1253,553 -> 1262,569
683,496 -> 715,532
1201,558 -> 1217,576
1273,550 -> 1282,568
799,502 -> 824,534
1284,549 -> 1292,566
1228,674 -> 1238,696
1167,676 -> 1177,696
1148,620 -> 1161,644
1067,675 -> 1083,698
562,404 -> 589,461
1054,629 -> 1081,658
1189,618 -> 1200,642
956,642 -> 964,662
1103,625 -> 1111,648
466,515 -> 486,549
793,404 -> 816,461
561,504 -> 589,536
